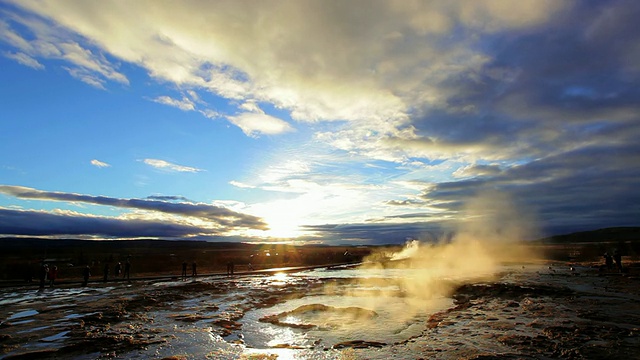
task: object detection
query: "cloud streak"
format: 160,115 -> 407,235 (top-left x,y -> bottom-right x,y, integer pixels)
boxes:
227,112 -> 294,137
142,159 -> 202,173
0,208 -> 207,238
0,185 -> 268,231
90,159 -> 110,168
152,95 -> 196,111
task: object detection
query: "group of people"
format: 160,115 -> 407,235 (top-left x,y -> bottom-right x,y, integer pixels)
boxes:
34,256 -> 260,288
34,258 -> 134,289
79,259 -> 134,287
37,263 -> 58,290
179,260 -> 253,280
603,249 -> 623,272
102,260 -> 132,283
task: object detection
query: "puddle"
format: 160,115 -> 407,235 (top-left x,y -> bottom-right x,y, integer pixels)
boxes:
40,331 -> 70,342
6,309 -> 39,321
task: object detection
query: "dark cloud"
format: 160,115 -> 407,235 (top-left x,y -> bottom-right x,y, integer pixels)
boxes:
146,195 -> 192,202
376,1 -> 640,237
0,186 -> 268,231
412,142 -> 640,235
0,208 -> 206,238
302,222 -> 447,244
385,199 -> 425,207
382,213 -> 434,219
396,0 -> 640,162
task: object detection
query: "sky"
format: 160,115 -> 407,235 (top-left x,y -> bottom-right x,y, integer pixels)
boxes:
1,0 -> 639,244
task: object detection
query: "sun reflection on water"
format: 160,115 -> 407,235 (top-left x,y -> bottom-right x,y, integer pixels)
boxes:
268,272 -> 289,285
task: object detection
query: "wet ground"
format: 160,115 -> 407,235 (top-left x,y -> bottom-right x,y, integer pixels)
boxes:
1,262 -> 639,359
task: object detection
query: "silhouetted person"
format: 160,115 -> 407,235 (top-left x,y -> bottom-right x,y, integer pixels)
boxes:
115,262 -> 122,278
604,253 -> 613,271
182,261 -> 188,280
82,265 -> 91,286
613,250 -> 622,272
191,261 -> 197,278
227,261 -> 234,275
38,263 -> 47,291
124,260 -> 131,282
103,263 -> 110,282
247,263 -> 254,271
48,266 -> 58,287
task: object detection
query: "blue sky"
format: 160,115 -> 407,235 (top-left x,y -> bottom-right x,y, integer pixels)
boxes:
1,0 -> 639,244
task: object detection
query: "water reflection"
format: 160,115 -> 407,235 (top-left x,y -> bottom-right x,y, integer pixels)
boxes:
269,272 -> 289,286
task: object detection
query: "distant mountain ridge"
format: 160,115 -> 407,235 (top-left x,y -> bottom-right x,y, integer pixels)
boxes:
0,227 -> 639,248
537,227 -> 640,244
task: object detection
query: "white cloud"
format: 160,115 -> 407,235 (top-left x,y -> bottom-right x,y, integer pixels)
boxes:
90,159 -> 110,168
152,95 -> 195,111
1,0 -> 588,163
229,180 -> 255,189
227,112 -> 294,137
3,0 -> 564,124
452,164 -> 502,178
4,51 -> 44,69
0,11 -> 128,89
64,66 -> 106,89
200,108 -> 221,119
142,159 -> 202,173
239,100 -> 262,113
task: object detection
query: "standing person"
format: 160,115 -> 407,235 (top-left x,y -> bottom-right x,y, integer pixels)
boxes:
115,262 -> 122,278
604,253 -> 613,271
181,261 -> 188,281
82,265 -> 91,287
103,263 -> 110,282
613,249 -> 622,272
124,260 -> 131,282
191,261 -> 197,278
48,266 -> 58,287
38,262 -> 47,291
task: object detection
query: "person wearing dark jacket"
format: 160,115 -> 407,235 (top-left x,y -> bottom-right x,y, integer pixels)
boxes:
82,265 -> 91,286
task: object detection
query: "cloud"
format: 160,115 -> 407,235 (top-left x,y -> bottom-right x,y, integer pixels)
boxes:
0,12 -> 128,89
142,159 -> 202,173
90,159 -> 110,168
152,95 -> 195,111
146,195 -> 191,202
302,221 -> 447,244
2,1 -> 639,239
2,0 -> 563,125
0,207 -> 207,238
229,181 -> 255,189
0,185 -> 268,231
227,112 -> 294,137
4,51 -> 43,69
453,164 -> 502,178
406,142 -> 640,235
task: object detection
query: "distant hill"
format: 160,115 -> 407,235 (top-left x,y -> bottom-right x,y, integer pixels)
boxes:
537,227 -> 640,244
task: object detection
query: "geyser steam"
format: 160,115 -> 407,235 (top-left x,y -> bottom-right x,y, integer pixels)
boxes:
331,191 -> 543,324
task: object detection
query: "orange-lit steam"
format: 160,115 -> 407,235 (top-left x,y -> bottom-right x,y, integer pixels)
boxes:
327,191 -> 543,324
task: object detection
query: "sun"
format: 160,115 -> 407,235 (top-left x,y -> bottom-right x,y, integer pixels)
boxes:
261,217 -> 304,239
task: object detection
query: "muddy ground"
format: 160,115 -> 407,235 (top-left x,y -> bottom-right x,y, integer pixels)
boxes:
1,262 -> 639,359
